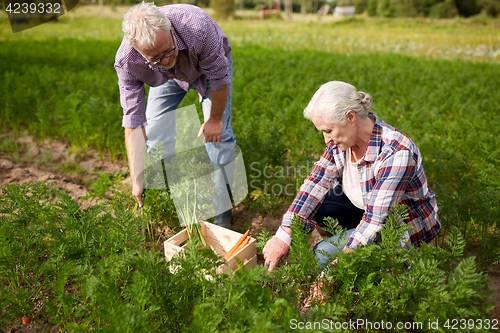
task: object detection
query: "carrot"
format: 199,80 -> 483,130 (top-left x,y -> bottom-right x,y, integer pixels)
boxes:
235,236 -> 250,254
224,230 -> 250,260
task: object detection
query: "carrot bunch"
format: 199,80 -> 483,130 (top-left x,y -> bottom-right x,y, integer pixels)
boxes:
223,230 -> 250,260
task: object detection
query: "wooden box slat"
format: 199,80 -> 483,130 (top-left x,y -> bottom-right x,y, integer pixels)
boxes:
164,221 -> 257,274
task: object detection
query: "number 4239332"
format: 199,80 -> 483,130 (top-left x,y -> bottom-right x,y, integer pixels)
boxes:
5,2 -> 62,14
444,318 -> 498,330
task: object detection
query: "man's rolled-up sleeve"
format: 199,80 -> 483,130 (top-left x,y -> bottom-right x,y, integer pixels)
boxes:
198,22 -> 231,91
116,66 -> 148,129
346,149 -> 415,249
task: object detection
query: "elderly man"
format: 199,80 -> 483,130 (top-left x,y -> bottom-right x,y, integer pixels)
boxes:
115,2 -> 236,228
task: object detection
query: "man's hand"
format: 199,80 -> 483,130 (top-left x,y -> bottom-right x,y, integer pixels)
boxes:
198,117 -> 223,144
199,84 -> 228,144
132,174 -> 144,208
263,226 -> 292,271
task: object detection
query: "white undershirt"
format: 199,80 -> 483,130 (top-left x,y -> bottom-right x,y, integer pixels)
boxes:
342,148 -> 365,210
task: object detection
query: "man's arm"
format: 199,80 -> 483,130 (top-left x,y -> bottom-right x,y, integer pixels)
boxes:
125,127 -> 147,207
197,84 -> 228,144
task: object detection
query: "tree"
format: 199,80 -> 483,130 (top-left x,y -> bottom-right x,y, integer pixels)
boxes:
429,0 -> 459,17
454,0 -> 481,16
212,0 -> 234,18
477,0 -> 500,16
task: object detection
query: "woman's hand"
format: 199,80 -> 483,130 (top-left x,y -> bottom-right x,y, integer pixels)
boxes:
262,226 -> 292,271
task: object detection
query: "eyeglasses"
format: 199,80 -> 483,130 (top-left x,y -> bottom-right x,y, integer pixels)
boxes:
147,30 -> 176,66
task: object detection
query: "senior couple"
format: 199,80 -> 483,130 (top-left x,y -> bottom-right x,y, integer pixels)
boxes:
115,2 -> 440,271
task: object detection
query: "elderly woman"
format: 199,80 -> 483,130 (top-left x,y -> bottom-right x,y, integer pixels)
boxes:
263,81 -> 440,270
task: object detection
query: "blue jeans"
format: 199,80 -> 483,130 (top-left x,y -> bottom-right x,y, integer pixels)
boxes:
145,57 -> 236,164
145,58 -> 236,229
314,228 -> 357,268
312,185 -> 365,268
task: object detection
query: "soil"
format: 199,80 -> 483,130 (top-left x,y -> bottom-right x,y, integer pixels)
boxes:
1,134 -> 499,331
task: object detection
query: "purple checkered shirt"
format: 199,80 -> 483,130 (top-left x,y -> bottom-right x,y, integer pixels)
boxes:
114,4 -> 232,128
282,113 -> 440,249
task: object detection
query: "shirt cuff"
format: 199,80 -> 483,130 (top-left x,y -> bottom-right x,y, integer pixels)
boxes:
280,211 -> 316,232
122,114 -> 148,128
208,73 -> 231,92
346,231 -> 372,250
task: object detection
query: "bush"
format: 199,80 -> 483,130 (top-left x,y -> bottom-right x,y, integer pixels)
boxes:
477,0 -> 500,16
211,0 -> 235,19
429,0 -> 459,18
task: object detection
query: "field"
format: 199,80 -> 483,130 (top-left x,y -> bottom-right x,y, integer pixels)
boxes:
1,5 -> 500,331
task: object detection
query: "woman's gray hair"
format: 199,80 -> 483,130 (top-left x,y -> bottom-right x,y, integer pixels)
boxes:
303,81 -> 372,125
122,1 -> 171,50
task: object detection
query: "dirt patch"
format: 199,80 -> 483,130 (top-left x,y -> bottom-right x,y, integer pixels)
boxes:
0,157 -> 90,203
5,315 -> 60,333
486,264 -> 500,319
0,134 -> 129,209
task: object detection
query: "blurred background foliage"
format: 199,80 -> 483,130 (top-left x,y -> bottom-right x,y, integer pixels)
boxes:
1,0 -> 499,18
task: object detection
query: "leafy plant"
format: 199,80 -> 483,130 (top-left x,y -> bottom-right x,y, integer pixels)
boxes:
247,193 -> 282,216
255,227 -> 272,255
301,205 -> 495,330
0,183 -> 495,331
167,154 -> 216,248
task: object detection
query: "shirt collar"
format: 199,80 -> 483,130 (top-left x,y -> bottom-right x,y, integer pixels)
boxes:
364,112 -> 383,163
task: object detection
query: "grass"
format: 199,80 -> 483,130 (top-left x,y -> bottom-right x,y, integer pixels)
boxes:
1,6 -> 500,62
221,15 -> 500,63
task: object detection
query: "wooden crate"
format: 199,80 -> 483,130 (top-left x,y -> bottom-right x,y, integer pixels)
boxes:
164,221 -> 257,274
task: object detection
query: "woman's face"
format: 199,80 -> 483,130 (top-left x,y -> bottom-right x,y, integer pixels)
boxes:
312,111 -> 357,151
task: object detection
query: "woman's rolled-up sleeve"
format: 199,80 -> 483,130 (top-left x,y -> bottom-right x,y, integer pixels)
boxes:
281,145 -> 339,230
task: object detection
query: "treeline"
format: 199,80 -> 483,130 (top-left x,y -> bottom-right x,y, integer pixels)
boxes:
0,0 -> 498,16
338,0 -> 500,17
70,0 -> 499,16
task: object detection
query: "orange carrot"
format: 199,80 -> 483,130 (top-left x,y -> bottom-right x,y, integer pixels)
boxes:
235,236 -> 250,253
224,230 -> 249,260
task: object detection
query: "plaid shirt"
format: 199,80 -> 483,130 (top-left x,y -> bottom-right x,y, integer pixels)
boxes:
282,113 -> 440,249
114,4 -> 232,128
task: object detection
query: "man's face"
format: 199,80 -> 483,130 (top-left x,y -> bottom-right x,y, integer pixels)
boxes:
138,27 -> 178,69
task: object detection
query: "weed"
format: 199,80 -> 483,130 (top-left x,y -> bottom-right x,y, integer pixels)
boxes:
237,221 -> 251,234
34,150 -> 54,167
248,194 -> 282,216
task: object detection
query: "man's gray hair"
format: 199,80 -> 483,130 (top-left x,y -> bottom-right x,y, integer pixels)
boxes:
122,1 -> 171,50
303,81 -> 372,125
